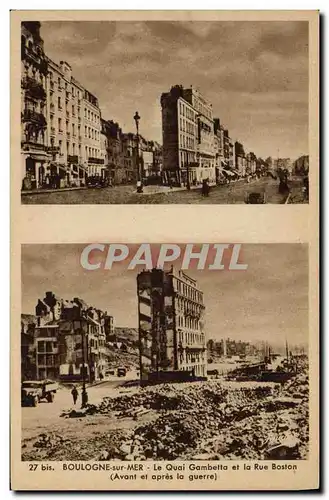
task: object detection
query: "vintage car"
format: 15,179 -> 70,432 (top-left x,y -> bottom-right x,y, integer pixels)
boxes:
21,380 -> 58,407
245,191 -> 267,204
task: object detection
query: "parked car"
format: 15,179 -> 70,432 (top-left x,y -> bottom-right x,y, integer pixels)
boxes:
117,367 -> 127,377
21,380 -> 58,407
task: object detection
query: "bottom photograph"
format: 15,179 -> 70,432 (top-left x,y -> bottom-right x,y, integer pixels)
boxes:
20,243 -> 309,463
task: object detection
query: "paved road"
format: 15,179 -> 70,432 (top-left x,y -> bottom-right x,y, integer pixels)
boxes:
21,177 -> 299,205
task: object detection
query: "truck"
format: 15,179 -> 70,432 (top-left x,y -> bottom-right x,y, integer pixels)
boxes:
21,380 -> 58,407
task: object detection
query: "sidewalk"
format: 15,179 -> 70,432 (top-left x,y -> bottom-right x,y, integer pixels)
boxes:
21,186 -> 88,195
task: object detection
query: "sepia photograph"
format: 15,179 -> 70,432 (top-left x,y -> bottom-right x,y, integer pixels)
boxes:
20,20 -> 310,205
20,243 -> 309,462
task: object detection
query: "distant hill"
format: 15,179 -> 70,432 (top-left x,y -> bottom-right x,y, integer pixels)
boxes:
113,327 -> 139,347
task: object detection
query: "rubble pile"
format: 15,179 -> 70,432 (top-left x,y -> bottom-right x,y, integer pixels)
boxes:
23,369 -> 309,461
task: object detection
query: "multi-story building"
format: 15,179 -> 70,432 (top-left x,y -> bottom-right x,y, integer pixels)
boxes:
229,140 -> 235,170
161,85 -> 215,186
121,132 -> 138,183
101,119 -> 123,183
21,22 -> 50,190
246,152 -> 257,175
21,314 -> 37,380
21,22 -> 105,190
35,321 -> 59,380
46,59 -> 88,188
58,298 -> 107,382
213,118 -> 224,180
223,129 -> 230,167
141,141 -> 163,182
293,155 -> 309,176
235,141 -> 246,177
21,293 -> 112,382
83,90 -> 104,178
137,267 -> 207,381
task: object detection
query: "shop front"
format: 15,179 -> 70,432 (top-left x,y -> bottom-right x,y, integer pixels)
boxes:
21,147 -> 51,191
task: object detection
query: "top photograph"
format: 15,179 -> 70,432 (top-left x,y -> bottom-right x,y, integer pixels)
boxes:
20,19 -> 310,205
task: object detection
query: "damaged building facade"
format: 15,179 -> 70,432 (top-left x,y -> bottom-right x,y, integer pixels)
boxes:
137,268 -> 207,381
21,292 -> 114,382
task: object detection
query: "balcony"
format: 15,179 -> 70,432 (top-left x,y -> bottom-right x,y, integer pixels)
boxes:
78,135 -> 82,142
21,46 -> 48,75
21,140 -> 46,152
68,155 -> 79,164
66,111 -> 70,119
78,117 -> 81,123
88,157 -> 104,165
66,91 -> 71,100
58,129 -> 63,134
50,126 -> 56,136
67,132 -> 71,139
21,109 -> 46,128
47,145 -> 60,155
50,103 -> 55,114
21,76 -> 46,101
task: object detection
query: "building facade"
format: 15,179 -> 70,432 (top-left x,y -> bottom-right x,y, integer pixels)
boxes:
83,90 -> 104,178
137,268 -> 207,380
21,22 -> 105,191
46,59 -> 88,188
21,22 -> 50,190
161,85 -> 215,186
21,292 -> 112,382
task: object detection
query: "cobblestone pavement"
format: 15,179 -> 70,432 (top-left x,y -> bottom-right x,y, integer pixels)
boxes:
21,177 -> 305,205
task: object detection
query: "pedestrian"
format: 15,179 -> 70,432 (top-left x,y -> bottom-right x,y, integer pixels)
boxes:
202,179 -> 210,197
71,386 -> 78,405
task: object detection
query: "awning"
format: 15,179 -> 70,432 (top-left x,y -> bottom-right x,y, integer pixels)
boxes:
26,154 -> 50,161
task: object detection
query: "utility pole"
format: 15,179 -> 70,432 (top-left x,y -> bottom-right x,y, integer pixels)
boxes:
81,318 -> 88,408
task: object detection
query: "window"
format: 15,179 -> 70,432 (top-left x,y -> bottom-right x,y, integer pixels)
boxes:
58,97 -> 62,109
58,77 -> 61,87
59,140 -> 62,153
38,341 -> 45,352
58,118 -> 62,131
72,105 -> 75,116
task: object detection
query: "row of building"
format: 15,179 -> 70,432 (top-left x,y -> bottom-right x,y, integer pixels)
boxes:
207,338 -> 259,359
160,85 -> 269,187
21,267 -> 208,383
21,21 -> 162,191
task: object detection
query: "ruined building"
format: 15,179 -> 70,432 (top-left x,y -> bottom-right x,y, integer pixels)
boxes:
137,268 -> 207,381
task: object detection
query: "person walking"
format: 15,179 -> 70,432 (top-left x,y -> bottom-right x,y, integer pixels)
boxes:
71,386 -> 78,405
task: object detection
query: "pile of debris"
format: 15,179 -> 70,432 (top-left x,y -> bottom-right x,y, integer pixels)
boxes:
24,369 -> 309,461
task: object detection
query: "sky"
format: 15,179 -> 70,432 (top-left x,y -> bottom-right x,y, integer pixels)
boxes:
40,21 -> 309,160
22,244 -> 308,348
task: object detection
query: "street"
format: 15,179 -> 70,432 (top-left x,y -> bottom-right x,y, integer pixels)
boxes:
21,176 -> 305,205
21,378 -> 137,442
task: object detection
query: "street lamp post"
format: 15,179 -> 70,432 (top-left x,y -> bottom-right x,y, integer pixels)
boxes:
80,319 -> 88,408
134,111 -> 141,183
